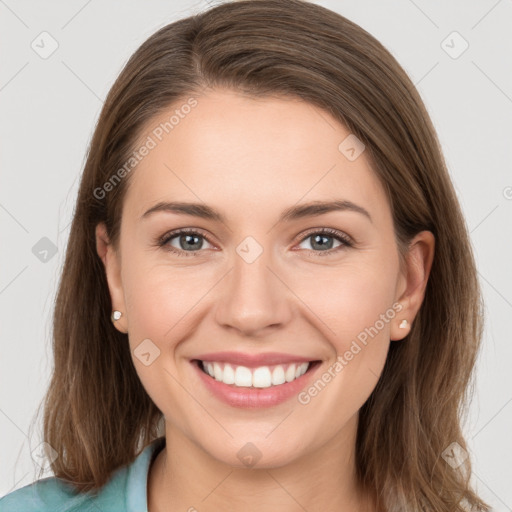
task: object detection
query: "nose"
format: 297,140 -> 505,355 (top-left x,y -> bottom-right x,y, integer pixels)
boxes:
214,249 -> 293,337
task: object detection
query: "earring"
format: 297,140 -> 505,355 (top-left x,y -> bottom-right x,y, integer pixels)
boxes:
399,319 -> 408,329
111,310 -> 122,323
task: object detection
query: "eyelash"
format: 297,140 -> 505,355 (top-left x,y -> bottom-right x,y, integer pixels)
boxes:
156,227 -> 353,258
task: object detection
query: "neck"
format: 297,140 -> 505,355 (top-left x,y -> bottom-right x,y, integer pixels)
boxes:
148,413 -> 376,512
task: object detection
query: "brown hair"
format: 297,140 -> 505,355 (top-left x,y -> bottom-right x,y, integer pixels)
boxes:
29,0 -> 490,510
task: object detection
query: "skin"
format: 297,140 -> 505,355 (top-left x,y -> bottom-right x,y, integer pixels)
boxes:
96,88 -> 434,512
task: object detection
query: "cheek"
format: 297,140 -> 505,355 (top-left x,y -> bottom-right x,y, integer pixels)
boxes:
120,262 -> 203,423
290,259 -> 398,347
121,254 -> 203,343
292,260 -> 396,416
288,259 -> 397,407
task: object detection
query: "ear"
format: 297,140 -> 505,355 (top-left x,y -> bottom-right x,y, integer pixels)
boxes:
391,230 -> 435,341
95,222 -> 128,334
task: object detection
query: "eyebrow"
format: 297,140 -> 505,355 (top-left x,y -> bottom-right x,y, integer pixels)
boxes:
140,199 -> 372,224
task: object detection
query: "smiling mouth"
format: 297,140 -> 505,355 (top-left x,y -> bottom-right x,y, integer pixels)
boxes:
192,359 -> 321,388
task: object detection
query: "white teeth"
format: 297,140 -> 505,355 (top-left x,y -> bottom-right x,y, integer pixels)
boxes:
201,361 -> 311,388
252,367 -> 272,388
271,365 -> 286,385
285,364 -> 296,382
223,363 -> 235,384
234,366 -> 253,387
213,362 -> 223,381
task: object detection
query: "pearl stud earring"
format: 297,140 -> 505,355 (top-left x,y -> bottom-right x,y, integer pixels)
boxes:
399,319 -> 408,329
111,310 -> 122,322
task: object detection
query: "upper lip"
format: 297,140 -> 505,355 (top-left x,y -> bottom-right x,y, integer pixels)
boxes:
192,351 -> 319,368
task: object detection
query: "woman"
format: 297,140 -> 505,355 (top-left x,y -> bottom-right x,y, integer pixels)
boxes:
0,0 -> 491,510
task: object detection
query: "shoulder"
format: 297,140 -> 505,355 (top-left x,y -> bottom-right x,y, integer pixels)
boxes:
0,437 -> 165,512
0,476 -> 89,512
0,472 -> 129,512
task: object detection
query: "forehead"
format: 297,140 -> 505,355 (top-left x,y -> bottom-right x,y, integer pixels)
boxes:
123,89 -> 388,224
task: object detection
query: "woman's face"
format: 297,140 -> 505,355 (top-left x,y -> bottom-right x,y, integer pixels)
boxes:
97,88 -> 431,469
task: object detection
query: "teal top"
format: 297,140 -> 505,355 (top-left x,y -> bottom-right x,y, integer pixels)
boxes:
0,437 -> 166,512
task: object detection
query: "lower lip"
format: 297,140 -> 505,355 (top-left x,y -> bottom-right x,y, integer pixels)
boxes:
191,360 -> 321,409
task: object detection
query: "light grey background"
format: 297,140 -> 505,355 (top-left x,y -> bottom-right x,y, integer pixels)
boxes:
1,0 -> 511,509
